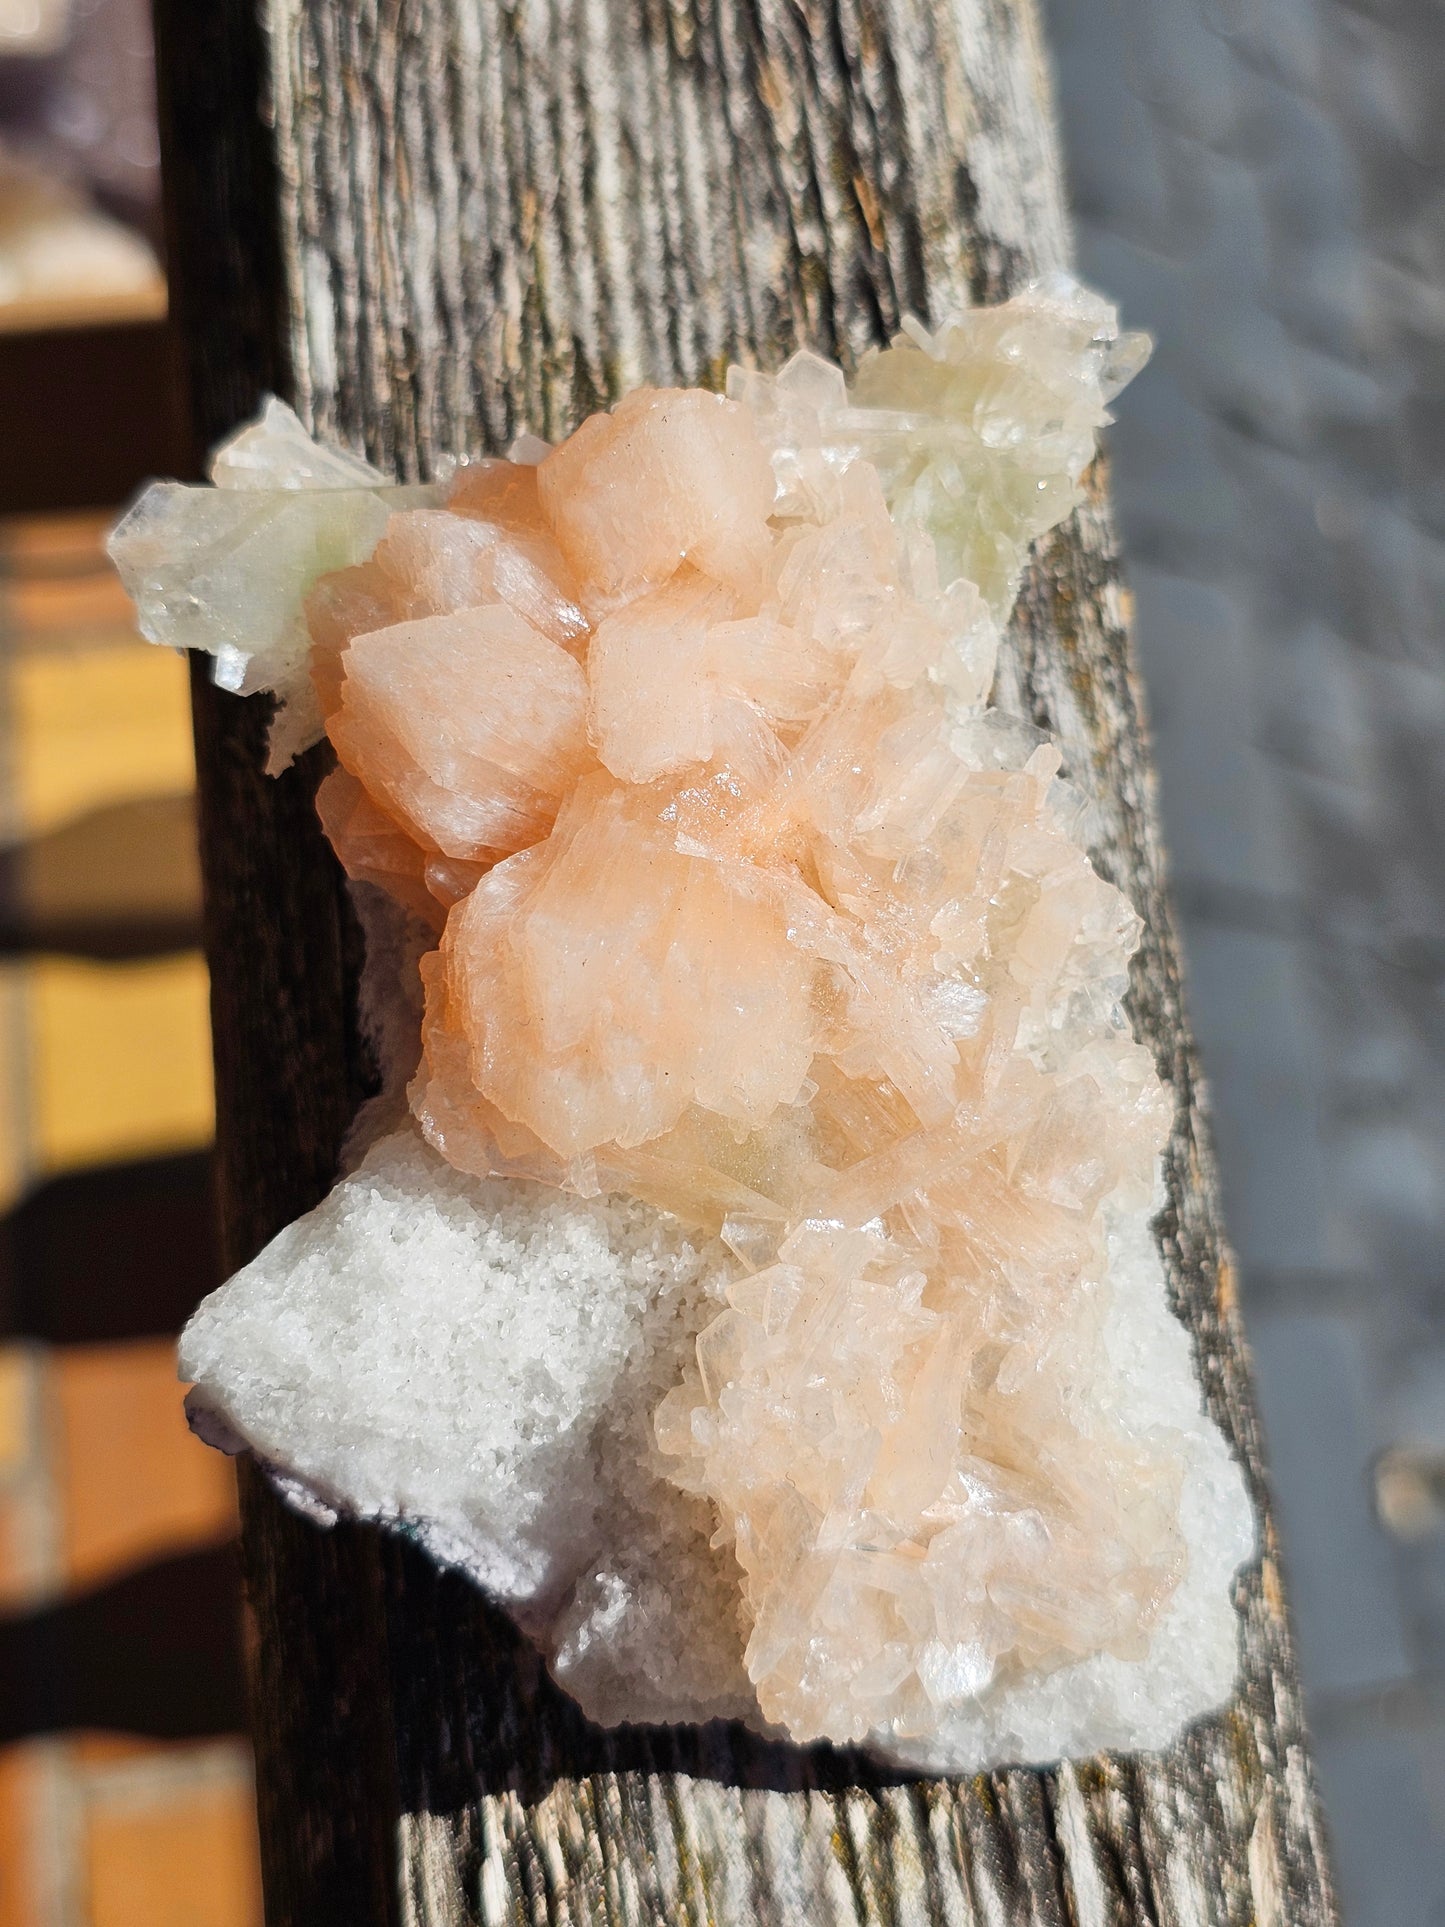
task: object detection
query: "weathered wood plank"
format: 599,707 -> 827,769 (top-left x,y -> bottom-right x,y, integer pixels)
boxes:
154,0 -> 1340,1920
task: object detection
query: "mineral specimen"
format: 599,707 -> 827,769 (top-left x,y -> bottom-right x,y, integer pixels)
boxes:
112,274 -> 1255,1771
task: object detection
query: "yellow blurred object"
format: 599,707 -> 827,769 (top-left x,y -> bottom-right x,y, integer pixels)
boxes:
0,512 -> 260,1927
0,1346 -> 30,1475
10,639 -> 195,837
83,1753 -> 263,1927
1,521 -> 209,1200
0,968 -> 25,1209
28,953 -> 214,1173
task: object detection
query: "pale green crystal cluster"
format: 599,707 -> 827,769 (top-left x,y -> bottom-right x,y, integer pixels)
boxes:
111,399 -> 442,770
731,273 -> 1148,613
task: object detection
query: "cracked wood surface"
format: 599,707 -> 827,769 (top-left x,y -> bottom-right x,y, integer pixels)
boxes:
154,0 -> 1339,1919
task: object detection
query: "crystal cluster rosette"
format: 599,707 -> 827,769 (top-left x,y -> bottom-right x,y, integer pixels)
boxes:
110,277 -> 1254,1771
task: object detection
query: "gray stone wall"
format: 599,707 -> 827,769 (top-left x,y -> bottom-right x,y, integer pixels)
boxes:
1040,1 -> 1445,1918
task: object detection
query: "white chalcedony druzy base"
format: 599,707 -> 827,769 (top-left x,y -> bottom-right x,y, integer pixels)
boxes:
113,275 -> 1256,1772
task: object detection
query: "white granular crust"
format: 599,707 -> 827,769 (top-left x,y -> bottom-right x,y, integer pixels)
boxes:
182,1121 -> 1251,1767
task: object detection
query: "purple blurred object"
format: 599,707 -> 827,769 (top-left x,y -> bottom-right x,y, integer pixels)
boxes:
0,0 -> 159,246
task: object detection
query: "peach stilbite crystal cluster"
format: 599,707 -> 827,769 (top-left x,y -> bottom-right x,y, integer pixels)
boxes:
110,277 -> 1254,1769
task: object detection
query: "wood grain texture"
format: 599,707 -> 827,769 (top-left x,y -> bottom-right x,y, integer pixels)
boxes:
153,0 -> 1340,1920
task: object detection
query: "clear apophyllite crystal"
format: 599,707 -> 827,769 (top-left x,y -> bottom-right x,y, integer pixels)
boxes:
111,276 -> 1255,1771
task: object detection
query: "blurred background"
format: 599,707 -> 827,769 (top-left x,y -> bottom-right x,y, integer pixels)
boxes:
1042,3 -> 1445,1921
0,0 -> 1441,1922
0,3 -> 259,1925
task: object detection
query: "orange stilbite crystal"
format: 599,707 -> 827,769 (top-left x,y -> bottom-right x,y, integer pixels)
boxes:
537,387 -> 776,606
425,774 -> 819,1162
327,604 -> 593,864
296,356 -> 1202,1749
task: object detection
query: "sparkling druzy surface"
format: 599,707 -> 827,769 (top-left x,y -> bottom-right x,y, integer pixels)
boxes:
112,277 -> 1254,1770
